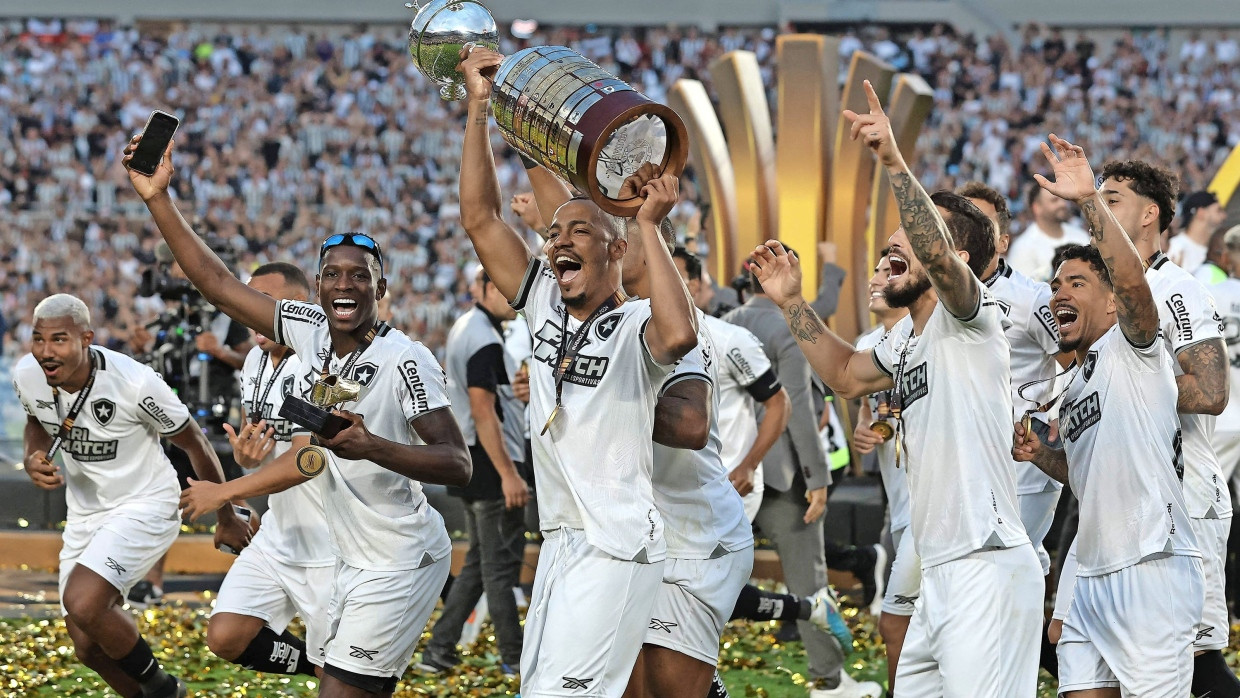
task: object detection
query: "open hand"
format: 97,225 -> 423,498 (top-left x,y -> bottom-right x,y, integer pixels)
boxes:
121,134 -> 175,202
748,240 -> 804,309
180,478 -> 228,521
842,80 -> 903,168
1034,134 -> 1098,204
223,420 -> 277,469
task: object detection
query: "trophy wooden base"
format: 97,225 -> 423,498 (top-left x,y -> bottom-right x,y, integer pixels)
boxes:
279,397 -> 350,439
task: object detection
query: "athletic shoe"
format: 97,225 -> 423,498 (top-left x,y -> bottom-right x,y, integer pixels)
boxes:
806,586 -> 853,649
414,649 -> 456,674
809,673 -> 884,697
865,544 -> 888,616
126,581 -> 164,609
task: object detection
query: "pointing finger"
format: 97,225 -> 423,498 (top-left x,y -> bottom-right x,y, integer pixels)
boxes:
863,80 -> 884,114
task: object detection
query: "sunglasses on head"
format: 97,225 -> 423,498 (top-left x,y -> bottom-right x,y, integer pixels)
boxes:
320,233 -> 384,273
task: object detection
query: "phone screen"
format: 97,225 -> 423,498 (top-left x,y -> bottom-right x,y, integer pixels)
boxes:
127,111 -> 180,176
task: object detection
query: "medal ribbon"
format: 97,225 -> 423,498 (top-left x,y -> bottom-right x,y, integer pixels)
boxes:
542,291 -> 626,435
318,323 -> 384,384
48,349 -> 100,460
249,353 -> 290,423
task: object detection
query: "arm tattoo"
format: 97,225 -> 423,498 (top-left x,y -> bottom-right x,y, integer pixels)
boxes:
1177,338 -> 1229,414
1033,444 -> 1070,484
888,171 -> 979,316
785,301 -> 826,345
1080,199 -> 1103,241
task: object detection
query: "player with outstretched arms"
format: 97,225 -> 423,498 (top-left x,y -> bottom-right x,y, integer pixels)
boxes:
1013,135 -> 1204,696
749,81 -> 1040,696
122,134 -> 471,698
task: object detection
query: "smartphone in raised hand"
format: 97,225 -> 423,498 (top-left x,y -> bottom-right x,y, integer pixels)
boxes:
126,110 -> 180,176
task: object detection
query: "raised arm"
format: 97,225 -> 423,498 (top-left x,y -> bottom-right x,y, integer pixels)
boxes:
844,81 -> 979,318
522,162 -> 574,235
1034,134 -> 1158,348
122,138 -> 276,338
639,174 -> 699,364
749,241 -> 893,399
457,47 -> 534,301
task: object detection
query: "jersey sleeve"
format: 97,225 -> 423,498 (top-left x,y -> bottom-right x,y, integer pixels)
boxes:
1161,276 -> 1224,356
1119,325 -> 1166,371
509,259 -> 558,327
14,378 -> 33,416
724,325 -> 772,387
660,341 -> 712,395
466,342 -> 508,393
271,299 -> 329,359
135,366 -> 193,436
1027,283 -> 1062,356
937,288 -> 1007,341
871,323 -> 902,378
396,344 -> 452,422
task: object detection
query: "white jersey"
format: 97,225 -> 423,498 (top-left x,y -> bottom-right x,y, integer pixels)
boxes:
1059,325 -> 1199,576
856,325 -> 910,534
652,311 -> 753,559
871,294 -> 1028,568
985,260 -> 1064,495
1147,254 -> 1231,519
700,314 -> 779,483
14,346 -> 186,519
1209,277 -> 1240,435
511,260 -> 674,562
237,347 -> 332,567
273,300 -> 453,572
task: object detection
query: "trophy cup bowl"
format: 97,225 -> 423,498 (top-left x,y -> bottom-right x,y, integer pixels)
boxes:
491,46 -> 688,217
406,0 -> 499,101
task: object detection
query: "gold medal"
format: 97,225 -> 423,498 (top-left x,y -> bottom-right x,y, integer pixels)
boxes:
1021,412 -> 1034,444
295,445 -> 328,478
540,404 -> 563,436
870,420 -> 894,442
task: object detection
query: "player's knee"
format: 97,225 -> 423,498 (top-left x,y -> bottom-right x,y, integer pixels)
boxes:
1047,618 -> 1062,645
204,621 -> 247,661
62,593 -> 108,629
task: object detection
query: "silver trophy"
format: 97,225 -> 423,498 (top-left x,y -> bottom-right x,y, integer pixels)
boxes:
406,0 -> 499,100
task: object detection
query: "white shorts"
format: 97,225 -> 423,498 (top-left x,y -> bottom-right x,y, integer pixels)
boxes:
895,544 -> 1042,698
1018,489 -> 1061,576
1052,538 -> 1078,622
59,503 -> 180,614
212,544 -> 335,666
1215,430 -> 1240,482
1190,516 -> 1231,651
320,555 -> 450,679
643,546 -> 754,665
880,527 -> 921,617
522,527 -> 663,697
1058,554 -> 1203,695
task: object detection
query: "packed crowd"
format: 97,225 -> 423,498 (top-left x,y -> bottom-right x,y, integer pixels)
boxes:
2,18 -> 1240,360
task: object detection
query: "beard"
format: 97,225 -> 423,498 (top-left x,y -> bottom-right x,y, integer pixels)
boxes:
882,271 -> 933,308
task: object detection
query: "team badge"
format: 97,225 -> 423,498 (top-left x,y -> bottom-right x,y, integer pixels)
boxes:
1082,351 -> 1098,381
352,362 -> 378,387
91,399 -> 117,426
595,313 -> 621,341
281,375 -> 296,398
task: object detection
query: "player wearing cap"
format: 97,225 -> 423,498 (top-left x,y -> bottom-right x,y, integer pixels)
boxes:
751,81 -> 1040,695
124,135 -> 471,698
1014,134 -> 1204,695
14,294 -> 250,698
175,263 -> 331,679
458,47 -> 699,697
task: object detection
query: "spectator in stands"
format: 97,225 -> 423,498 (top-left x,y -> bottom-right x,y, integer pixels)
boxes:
1007,184 -> 1090,281
1170,190 -> 1228,273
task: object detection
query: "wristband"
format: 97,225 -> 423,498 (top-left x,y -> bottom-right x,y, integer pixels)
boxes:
519,153 -> 540,170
